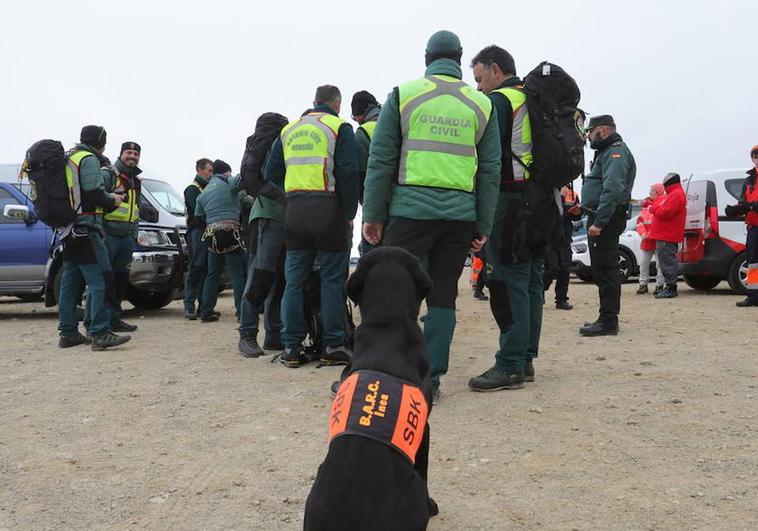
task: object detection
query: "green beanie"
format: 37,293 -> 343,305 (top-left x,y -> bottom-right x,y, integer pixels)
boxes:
426,30 -> 462,55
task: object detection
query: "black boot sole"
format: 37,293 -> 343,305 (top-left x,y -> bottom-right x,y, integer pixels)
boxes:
468,381 -> 525,392
579,328 -> 618,337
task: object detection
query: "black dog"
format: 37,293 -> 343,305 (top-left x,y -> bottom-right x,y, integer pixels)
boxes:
304,247 -> 437,531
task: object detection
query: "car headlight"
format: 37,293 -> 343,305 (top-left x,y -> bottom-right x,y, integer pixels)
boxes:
572,242 -> 588,253
137,229 -> 170,247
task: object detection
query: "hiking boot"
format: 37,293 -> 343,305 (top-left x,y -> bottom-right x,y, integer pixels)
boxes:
200,313 -> 219,323
320,345 -> 352,366
111,319 -> 137,332
263,334 -> 284,351
280,346 -> 306,368
653,285 -> 665,295
555,300 -> 573,310
524,359 -> 535,382
736,297 -> 758,307
473,289 -> 489,301
654,284 -> 678,299
636,284 -> 648,294
58,333 -> 92,348
579,320 -> 618,337
91,332 -> 131,351
184,309 -> 197,320
238,336 -> 264,358
468,367 -> 524,392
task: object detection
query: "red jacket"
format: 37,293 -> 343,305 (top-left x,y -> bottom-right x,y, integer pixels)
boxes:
649,182 -> 687,243
636,196 -> 664,250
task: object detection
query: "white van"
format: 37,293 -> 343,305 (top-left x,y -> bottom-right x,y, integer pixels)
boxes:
678,169 -> 749,294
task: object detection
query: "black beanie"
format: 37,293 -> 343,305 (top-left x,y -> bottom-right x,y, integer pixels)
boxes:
80,125 -> 107,149
663,172 -> 681,186
120,141 -> 141,154
213,159 -> 232,174
351,91 -> 378,117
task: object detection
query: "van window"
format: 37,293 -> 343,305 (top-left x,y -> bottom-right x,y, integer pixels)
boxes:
725,179 -> 744,201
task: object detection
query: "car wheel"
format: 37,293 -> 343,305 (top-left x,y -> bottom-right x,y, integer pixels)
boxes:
683,274 -> 721,291
727,252 -> 749,295
127,287 -> 176,310
618,248 -> 635,283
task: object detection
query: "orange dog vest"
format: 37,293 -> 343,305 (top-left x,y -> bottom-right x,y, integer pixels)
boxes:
328,370 -> 429,464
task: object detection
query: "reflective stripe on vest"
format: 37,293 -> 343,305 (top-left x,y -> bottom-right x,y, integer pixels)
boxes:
281,113 -> 345,193
104,173 -> 139,223
64,151 -> 98,215
398,75 -> 492,193
492,86 -> 533,181
745,180 -> 758,227
747,263 -> 758,289
359,120 -> 377,140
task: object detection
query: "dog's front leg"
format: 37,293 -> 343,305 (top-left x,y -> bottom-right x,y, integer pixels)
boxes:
414,422 -> 438,516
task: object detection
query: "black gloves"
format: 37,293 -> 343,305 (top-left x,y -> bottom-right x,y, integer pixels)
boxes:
725,203 -> 752,218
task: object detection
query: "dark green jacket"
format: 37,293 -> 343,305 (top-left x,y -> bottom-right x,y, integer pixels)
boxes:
103,158 -> 142,238
361,59 -> 502,236
581,133 -> 636,228
356,105 -> 381,204
265,103 -> 359,220
184,175 -> 209,229
71,143 -> 116,234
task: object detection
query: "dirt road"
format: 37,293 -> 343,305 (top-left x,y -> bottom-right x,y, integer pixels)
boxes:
1,279 -> 756,530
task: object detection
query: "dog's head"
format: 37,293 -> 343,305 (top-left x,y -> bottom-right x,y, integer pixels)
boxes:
346,247 -> 432,318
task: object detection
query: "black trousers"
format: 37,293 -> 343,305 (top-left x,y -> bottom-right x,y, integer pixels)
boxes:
384,217 -> 474,309
543,247 -> 570,303
588,210 -> 626,324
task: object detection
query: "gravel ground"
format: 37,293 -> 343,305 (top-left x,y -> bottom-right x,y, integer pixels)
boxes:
1,278 -> 756,530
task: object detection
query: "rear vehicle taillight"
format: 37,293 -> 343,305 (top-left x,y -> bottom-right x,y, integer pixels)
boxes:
706,205 -> 719,239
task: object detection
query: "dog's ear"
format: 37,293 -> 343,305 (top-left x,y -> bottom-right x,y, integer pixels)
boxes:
346,254 -> 375,304
403,253 -> 433,301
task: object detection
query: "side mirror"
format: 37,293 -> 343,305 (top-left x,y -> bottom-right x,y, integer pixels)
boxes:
140,203 -> 160,223
3,204 -> 33,222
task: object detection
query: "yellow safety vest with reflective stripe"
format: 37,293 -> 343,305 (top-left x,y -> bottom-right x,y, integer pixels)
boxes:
104,171 -> 140,223
64,150 -> 103,215
281,112 -> 345,193
359,120 -> 377,140
492,86 -> 533,181
397,75 -> 492,193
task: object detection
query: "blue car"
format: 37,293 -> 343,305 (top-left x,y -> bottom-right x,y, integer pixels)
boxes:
0,166 -> 52,301
1,163 -> 189,309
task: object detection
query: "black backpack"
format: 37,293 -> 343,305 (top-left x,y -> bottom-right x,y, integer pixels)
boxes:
23,139 -> 76,228
522,62 -> 586,188
240,112 -> 289,197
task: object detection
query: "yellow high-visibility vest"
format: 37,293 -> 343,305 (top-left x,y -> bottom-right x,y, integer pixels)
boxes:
492,86 -> 533,181
397,75 -> 492,192
281,112 -> 346,193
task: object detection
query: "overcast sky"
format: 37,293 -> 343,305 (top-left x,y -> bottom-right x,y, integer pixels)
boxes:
2,0 -> 756,203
